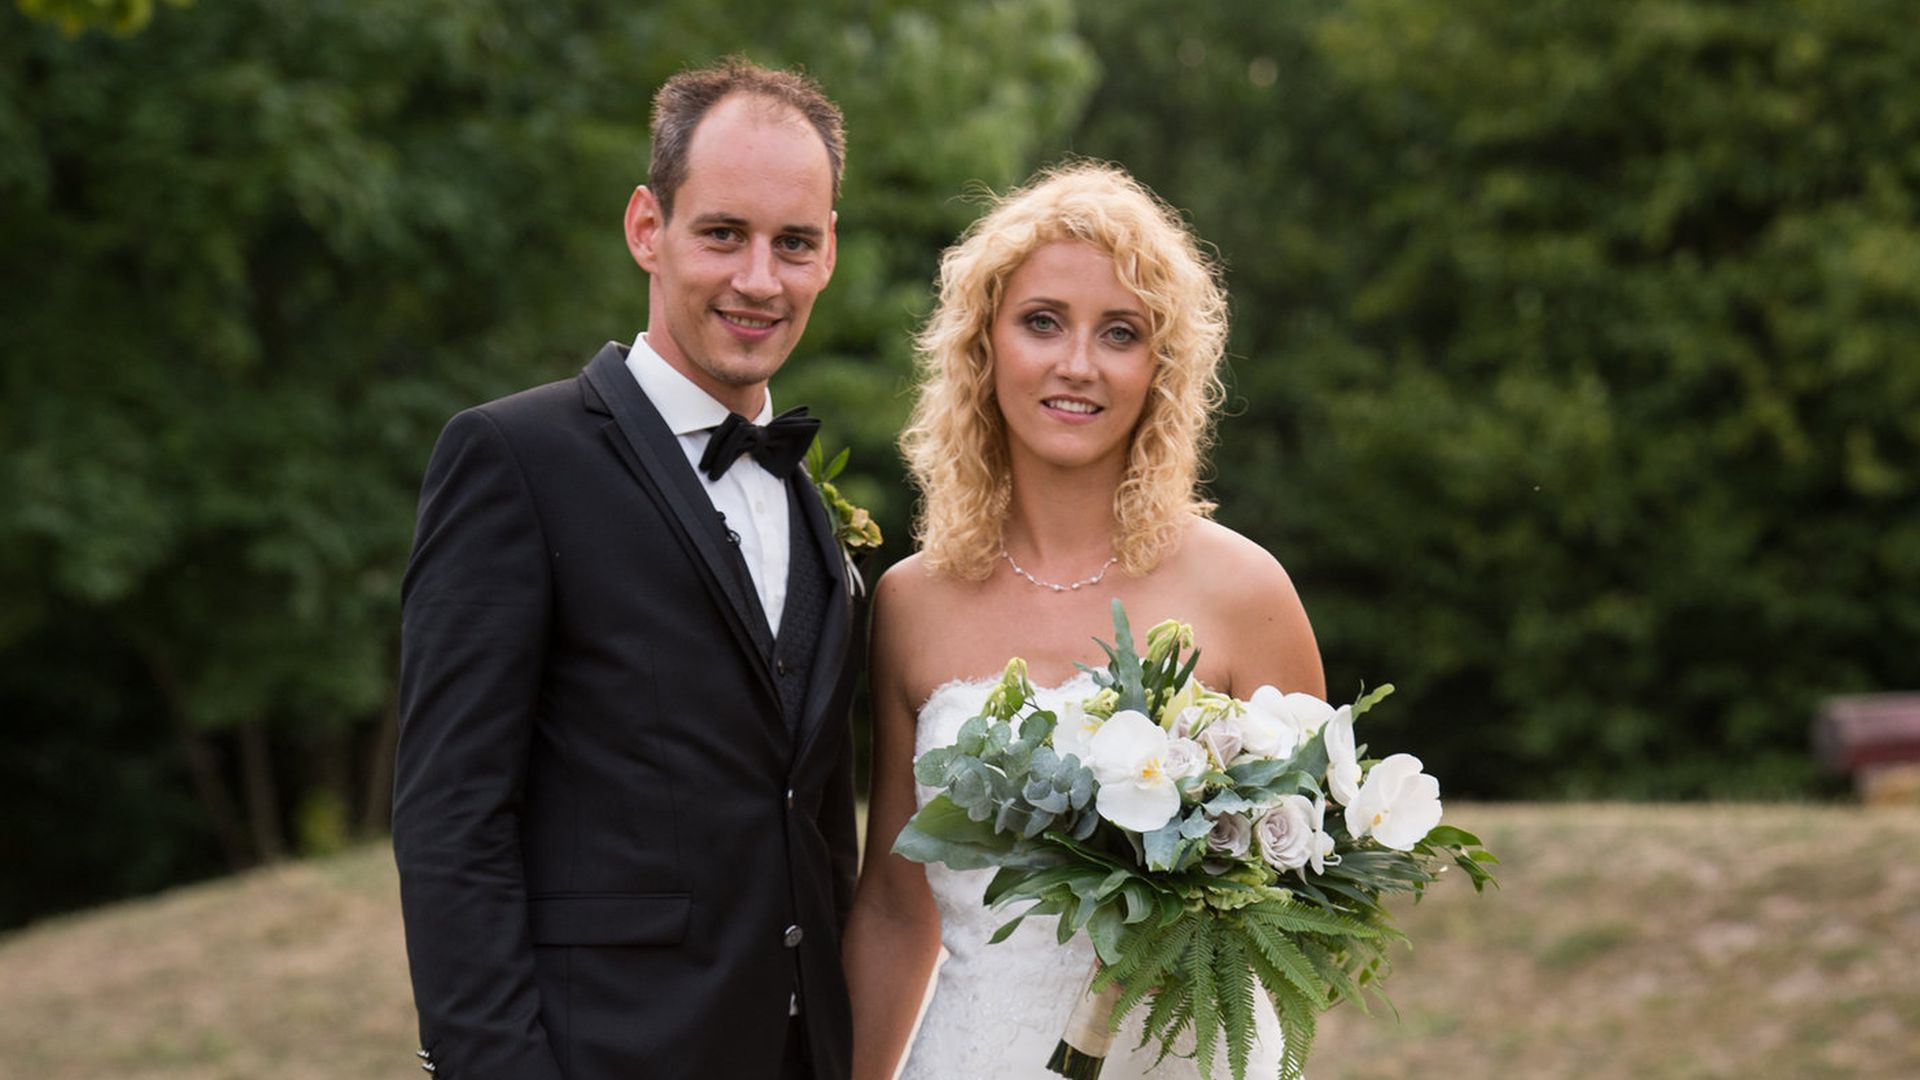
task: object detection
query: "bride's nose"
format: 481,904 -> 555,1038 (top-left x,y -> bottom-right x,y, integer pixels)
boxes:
1055,334 -> 1098,382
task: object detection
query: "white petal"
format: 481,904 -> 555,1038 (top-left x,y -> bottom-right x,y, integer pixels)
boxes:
1085,710 -> 1166,782
1096,777 -> 1180,833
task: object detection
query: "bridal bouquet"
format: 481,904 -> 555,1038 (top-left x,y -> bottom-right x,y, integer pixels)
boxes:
894,602 -> 1497,1080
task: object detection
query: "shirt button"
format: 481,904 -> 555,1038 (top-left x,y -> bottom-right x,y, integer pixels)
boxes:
783,924 -> 804,948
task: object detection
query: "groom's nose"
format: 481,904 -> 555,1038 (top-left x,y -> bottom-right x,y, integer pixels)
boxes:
732,240 -> 781,303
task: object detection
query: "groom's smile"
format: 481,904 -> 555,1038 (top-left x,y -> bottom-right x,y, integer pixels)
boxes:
624,92 -> 839,418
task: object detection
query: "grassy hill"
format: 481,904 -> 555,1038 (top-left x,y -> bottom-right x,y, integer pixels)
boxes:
2,804 -> 1915,1079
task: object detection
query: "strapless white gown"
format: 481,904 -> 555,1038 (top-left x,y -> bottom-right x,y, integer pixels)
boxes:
897,674 -> 1287,1080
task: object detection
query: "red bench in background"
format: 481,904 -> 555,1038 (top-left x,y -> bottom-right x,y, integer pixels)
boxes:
1815,692 -> 1920,804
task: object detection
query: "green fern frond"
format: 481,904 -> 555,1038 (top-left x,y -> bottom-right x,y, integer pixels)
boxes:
1300,940 -> 1370,1012
1101,916 -> 1196,994
1241,899 -> 1384,940
1186,926 -> 1222,1078
1214,933 -> 1257,1080
1271,979 -> 1317,1080
1140,984 -> 1194,1068
1240,919 -> 1329,1008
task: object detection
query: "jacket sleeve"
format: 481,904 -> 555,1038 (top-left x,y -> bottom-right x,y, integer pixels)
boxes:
392,407 -> 565,1080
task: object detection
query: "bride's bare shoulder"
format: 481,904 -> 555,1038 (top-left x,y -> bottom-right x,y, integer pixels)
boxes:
1174,518 -> 1324,696
873,552 -> 962,617
1175,518 -> 1298,591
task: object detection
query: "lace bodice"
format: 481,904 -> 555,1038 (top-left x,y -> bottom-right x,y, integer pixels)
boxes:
897,674 -> 1285,1080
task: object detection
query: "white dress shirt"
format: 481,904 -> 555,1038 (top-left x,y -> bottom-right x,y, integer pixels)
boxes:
626,333 -> 792,634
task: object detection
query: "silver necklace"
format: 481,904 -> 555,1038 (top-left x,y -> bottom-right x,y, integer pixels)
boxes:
1000,546 -> 1119,593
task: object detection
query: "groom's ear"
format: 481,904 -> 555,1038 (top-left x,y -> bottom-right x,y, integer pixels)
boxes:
822,209 -> 838,279
625,186 -> 663,272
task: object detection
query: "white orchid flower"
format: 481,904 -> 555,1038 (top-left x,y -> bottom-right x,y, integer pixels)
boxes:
1050,698 -> 1103,764
1305,793 -> 1338,875
1345,753 -> 1443,851
1237,690 -> 1300,760
1251,685 -> 1338,751
1324,705 -> 1361,807
1085,709 -> 1181,833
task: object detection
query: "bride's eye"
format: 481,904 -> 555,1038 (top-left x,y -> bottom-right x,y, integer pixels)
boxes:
1024,311 -> 1062,334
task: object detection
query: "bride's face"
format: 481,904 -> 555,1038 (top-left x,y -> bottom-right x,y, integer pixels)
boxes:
989,240 -> 1156,473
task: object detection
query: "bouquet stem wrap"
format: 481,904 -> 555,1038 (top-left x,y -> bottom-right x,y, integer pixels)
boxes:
1047,963 -> 1123,1078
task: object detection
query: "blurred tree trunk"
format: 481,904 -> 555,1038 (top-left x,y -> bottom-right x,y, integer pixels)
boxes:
236,719 -> 284,862
144,650 -> 252,869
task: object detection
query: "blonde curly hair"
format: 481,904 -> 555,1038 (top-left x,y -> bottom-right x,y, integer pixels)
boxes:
900,161 -> 1230,580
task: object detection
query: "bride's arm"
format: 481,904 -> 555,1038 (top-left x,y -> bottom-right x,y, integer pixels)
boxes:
844,565 -> 943,1080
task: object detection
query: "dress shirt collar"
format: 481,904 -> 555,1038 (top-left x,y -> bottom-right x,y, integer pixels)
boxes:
625,332 -> 774,435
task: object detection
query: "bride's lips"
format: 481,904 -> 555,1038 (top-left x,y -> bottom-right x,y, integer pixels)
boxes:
715,308 -> 784,341
1041,395 -> 1104,424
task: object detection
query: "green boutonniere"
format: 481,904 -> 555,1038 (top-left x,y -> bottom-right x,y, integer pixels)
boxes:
807,438 -> 882,593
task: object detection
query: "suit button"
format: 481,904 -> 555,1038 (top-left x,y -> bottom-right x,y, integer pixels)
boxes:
777,659 -> 789,675
786,788 -> 796,809
783,924 -> 804,948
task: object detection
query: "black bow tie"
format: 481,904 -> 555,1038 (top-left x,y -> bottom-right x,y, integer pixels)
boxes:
698,407 -> 821,481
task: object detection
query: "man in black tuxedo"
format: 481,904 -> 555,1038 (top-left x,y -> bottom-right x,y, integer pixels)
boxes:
393,60 -> 859,1079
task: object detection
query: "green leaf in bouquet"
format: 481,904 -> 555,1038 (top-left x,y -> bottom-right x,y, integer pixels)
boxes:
1422,824 -> 1482,849
985,719 -> 1013,755
1202,789 -> 1256,815
911,745 -> 960,787
1018,710 -> 1056,747
1241,897 -> 1389,943
1143,819 -> 1206,872
1120,880 -> 1158,924
892,796 -> 1023,870
1225,757 -> 1295,788
1239,916 -> 1328,1008
1215,933 -> 1257,1080
993,800 -> 1033,837
1301,939 -> 1373,1013
1178,808 -> 1215,840
955,715 -> 990,755
1097,599 -> 1150,714
1142,820 -> 1182,871
1066,763 -> 1095,810
1069,809 -> 1099,840
1023,778 -> 1072,815
1284,732 -> 1331,785
1087,901 -> 1126,964
1187,924 -> 1222,1078
947,759 -> 994,819
1347,682 -> 1395,719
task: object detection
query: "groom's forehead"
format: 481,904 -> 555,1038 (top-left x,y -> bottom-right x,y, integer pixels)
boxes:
678,99 -> 834,197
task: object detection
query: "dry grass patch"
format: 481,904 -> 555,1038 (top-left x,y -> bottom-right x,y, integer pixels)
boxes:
1,804 -> 1914,1078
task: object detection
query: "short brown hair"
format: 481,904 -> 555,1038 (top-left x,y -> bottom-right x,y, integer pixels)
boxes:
648,57 -> 846,220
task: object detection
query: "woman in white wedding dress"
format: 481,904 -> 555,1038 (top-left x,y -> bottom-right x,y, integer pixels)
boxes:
842,162 -> 1326,1080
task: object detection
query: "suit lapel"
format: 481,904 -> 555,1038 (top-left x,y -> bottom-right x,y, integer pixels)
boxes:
581,344 -> 778,684
791,470 -> 852,763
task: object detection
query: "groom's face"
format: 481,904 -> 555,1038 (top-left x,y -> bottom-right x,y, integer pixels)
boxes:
625,94 -> 838,416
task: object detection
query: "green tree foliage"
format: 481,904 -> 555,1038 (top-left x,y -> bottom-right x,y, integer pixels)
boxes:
1072,0 -> 1919,797
0,0 -> 1091,923
15,0 -> 188,37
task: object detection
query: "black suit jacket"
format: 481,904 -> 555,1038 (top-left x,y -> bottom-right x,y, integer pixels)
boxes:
393,342 -> 860,1079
